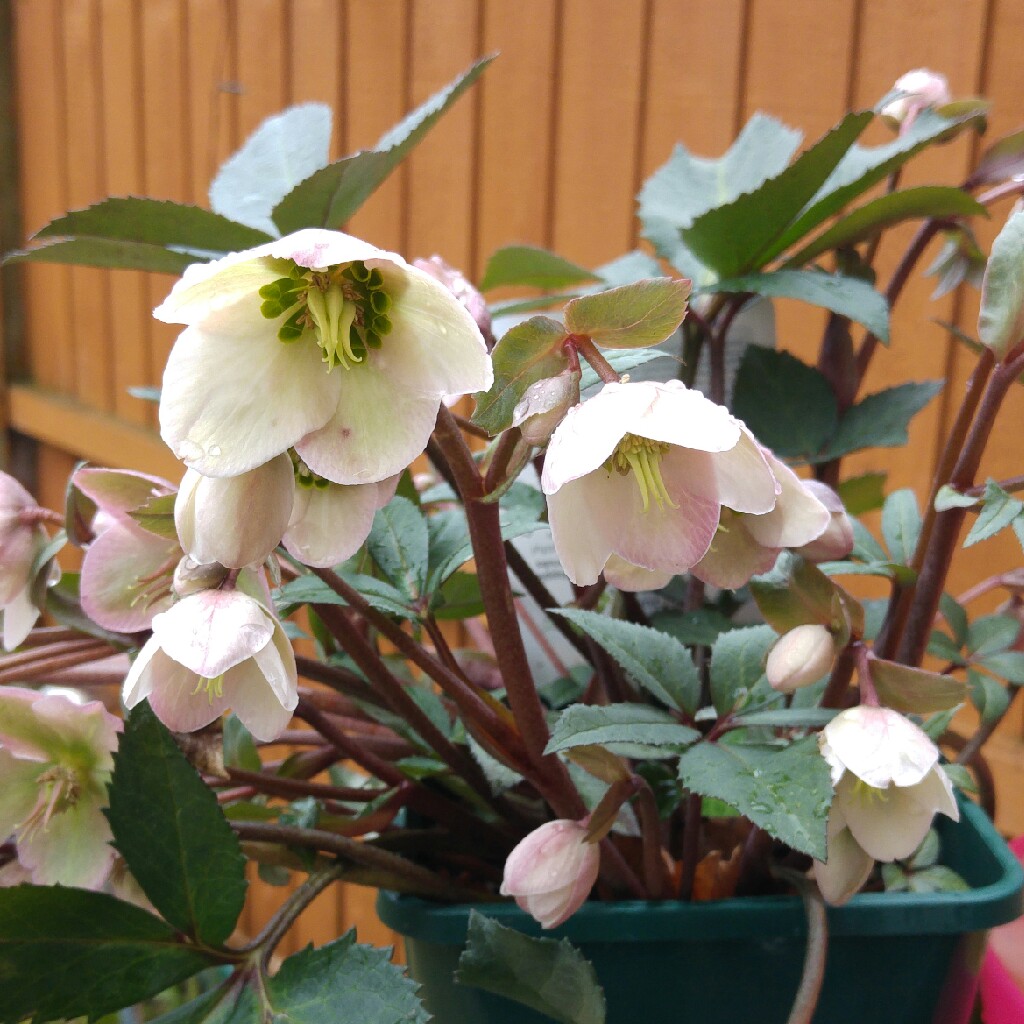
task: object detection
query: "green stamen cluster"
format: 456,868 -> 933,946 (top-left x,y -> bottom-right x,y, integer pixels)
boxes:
191,674 -> 225,704
257,260 -> 394,371
21,766 -> 81,838
605,433 -> 678,512
289,449 -> 330,490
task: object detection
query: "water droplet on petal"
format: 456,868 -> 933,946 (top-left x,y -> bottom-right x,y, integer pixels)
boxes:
208,445 -> 222,457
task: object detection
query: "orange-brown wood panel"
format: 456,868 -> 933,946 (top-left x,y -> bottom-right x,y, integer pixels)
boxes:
234,0 -> 290,139
288,0 -> 345,157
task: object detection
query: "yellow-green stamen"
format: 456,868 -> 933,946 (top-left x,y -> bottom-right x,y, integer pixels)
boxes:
191,674 -> 225,704
19,766 -> 81,838
605,434 -> 678,512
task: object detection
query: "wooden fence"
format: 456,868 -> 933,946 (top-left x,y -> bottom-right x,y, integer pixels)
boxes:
3,0 -> 1024,949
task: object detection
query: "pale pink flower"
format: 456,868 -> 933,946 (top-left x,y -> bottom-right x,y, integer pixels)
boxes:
795,480 -> 854,562
881,69 -> 951,134
691,451 -> 831,589
500,819 -> 600,929
155,228 -> 493,485
814,705 -> 959,904
766,624 -> 836,692
123,586 -> 297,742
0,687 -> 121,889
541,380 -> 778,589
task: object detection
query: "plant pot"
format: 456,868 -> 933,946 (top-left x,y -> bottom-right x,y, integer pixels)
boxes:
377,799 -> 1024,1024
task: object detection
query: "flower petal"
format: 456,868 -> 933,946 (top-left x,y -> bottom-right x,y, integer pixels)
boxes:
743,453 -> 831,548
72,467 -> 175,520
223,646 -> 297,742
837,772 -> 936,862
17,797 -> 115,890
601,556 -> 674,593
546,476 -> 620,587
0,749 -> 44,839
2,583 -> 40,652
140,647 -> 230,734
813,804 -> 874,905
690,513 -> 779,589
822,706 -> 938,789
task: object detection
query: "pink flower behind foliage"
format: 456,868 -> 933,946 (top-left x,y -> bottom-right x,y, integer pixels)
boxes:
500,819 -> 600,929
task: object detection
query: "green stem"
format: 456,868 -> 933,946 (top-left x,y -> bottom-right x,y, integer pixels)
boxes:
774,868 -> 828,1024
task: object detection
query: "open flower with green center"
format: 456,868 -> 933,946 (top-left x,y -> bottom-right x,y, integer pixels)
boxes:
0,687 -> 121,889
813,705 -> 959,904
155,228 -> 493,485
541,380 -> 778,588
123,586 -> 297,741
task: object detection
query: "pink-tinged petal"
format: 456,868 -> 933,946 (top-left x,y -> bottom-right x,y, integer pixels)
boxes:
137,647 -> 229,733
295,367 -> 441,485
546,476 -> 621,587
2,584 -> 40,652
602,556 -> 674,593
17,797 -> 115,890
223,643 -> 297,742
690,513 -> 779,590
176,456 -> 294,569
29,695 -> 121,773
659,436 -> 777,517
155,590 -> 274,678
0,526 -> 37,608
159,304 -> 338,478
541,398 -> 632,494
0,749 -> 44,838
822,706 -> 938,789
743,454 -> 831,548
122,637 -> 160,709
0,688 -> 52,760
837,773 -> 936,862
80,522 -> 178,632
369,260 -> 492,397
621,380 -> 742,453
72,467 -> 175,520
813,804 -> 874,906
283,478 -> 391,568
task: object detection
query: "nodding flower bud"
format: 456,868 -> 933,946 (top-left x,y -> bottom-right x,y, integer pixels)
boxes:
413,255 -> 494,350
766,624 -> 836,692
512,369 -> 582,446
795,481 -> 854,562
500,818 -> 600,929
881,69 -> 950,132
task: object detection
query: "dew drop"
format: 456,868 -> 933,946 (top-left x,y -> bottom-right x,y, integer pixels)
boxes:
208,445 -> 222,457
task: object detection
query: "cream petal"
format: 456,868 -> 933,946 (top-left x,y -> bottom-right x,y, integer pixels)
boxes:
838,773 -> 936,862
295,367 -> 441,484
154,254 -> 287,325
601,556 -> 674,593
155,590 -> 274,678
622,380 -> 742,454
2,583 -> 40,652
159,304 -> 338,478
72,467 -> 175,519
223,645 -> 296,742
546,475 -> 621,587
813,808 -> 875,906
0,750 -> 44,839
743,454 -> 831,548
690,514 -> 779,589
122,637 -> 161,709
823,706 -> 938,789
541,397 -> 632,493
141,648 -> 230,734
18,797 -> 115,890
283,479 -> 383,568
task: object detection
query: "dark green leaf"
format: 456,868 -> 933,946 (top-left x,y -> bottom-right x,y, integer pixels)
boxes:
731,348 -> 837,460
869,659 -> 967,714
472,316 -> 568,434
881,488 -> 921,564
0,886 -> 213,1024
431,570 -> 485,620
209,104 -> 333,234
679,111 -> 871,278
223,715 -> 261,773
564,278 -> 690,349
107,704 -> 247,946
554,608 -> 702,713
977,211 -> 1024,360
928,630 -> 965,664
273,57 -> 492,233
367,497 -> 429,601
823,381 -> 943,459
457,911 -> 605,1024
940,593 -> 969,646
649,608 -> 736,646
545,703 -> 699,759
707,269 -> 889,342
967,614 -> 1021,657
677,736 -> 832,858
965,479 -> 1024,547
274,573 -> 413,619
837,472 -> 887,514
480,244 -> 599,292
969,668 -> 1011,724
6,237 -> 196,275
784,187 -> 986,267
709,625 -> 777,714
979,651 -> 1024,685
734,708 -> 838,728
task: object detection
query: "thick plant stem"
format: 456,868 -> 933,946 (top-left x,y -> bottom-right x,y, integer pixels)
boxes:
636,778 -> 670,899
678,792 -> 703,901
776,870 -> 828,1024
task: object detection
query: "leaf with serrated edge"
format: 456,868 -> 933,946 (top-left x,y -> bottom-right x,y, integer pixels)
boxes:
564,278 -> 690,349
965,479 -> 1024,548
273,574 -> 413,619
545,703 -> 699,758
709,625 -> 778,715
678,737 -> 832,858
481,245 -> 599,292
6,237 -> 197,275
0,886 -> 213,1024
554,608 -> 701,713
824,381 -> 943,459
106,704 -> 247,946
457,911 -> 605,1024
881,488 -> 921,565
367,497 -> 429,601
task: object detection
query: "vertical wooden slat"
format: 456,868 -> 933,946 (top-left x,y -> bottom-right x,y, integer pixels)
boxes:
235,0 -> 290,140
550,0 -> 647,267
289,0 -> 344,160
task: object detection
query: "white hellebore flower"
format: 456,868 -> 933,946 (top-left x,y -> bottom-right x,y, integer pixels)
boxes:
123,588 -> 298,742
881,69 -> 951,133
814,705 -> 959,905
156,228 -> 493,485
541,380 -> 778,589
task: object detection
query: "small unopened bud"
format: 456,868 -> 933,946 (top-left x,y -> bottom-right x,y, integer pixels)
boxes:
796,481 -> 854,561
500,818 -> 600,929
413,255 -> 494,350
172,556 -> 228,597
512,369 -> 581,446
881,69 -> 950,133
766,624 -> 836,692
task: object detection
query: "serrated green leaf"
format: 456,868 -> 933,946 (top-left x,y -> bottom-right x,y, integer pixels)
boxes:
472,315 -> 568,434
837,472 -> 887,514
545,703 -> 699,759
870,659 -> 966,714
967,614 -> 1021,657
817,559 -> 917,584
731,347 -> 838,460
969,668 -> 1012,724
457,911 -> 605,1024
979,210 -> 1024,359
273,57 -> 492,233
128,491 -> 179,540
881,488 -> 921,565
784,187 -> 986,267
709,625 -> 778,714
0,886 -> 214,1024
964,479 -> 1024,547
107,704 -> 247,946
934,484 -> 980,511
564,278 -> 690,349
209,104 -> 333,235
553,608 -> 701,713
940,593 -> 969,646
734,708 -> 838,727
367,497 -> 429,601
823,381 -> 943,459
679,111 -> 872,278
274,572 -> 413,619
709,269 -> 889,341
677,736 -> 832,858
6,236 -> 197,275
649,608 -> 736,646
480,244 -> 598,292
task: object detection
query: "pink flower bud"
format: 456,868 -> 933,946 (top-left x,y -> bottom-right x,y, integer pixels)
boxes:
500,819 -> 600,929
512,369 -> 581,446
881,69 -> 951,133
766,624 -> 836,692
795,481 -> 854,561
413,255 -> 494,350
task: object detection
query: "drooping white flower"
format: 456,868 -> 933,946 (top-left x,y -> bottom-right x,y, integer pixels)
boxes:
500,819 -> 600,929
881,69 -> 951,133
156,228 -> 493,485
123,587 -> 297,742
794,480 -> 854,562
541,380 -> 778,589
0,687 -> 121,889
814,705 -> 959,904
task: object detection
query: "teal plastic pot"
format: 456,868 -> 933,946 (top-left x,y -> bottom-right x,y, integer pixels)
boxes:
377,800 -> 1024,1024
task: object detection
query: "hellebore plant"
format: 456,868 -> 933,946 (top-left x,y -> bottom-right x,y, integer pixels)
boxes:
2,58 -> 1024,1024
